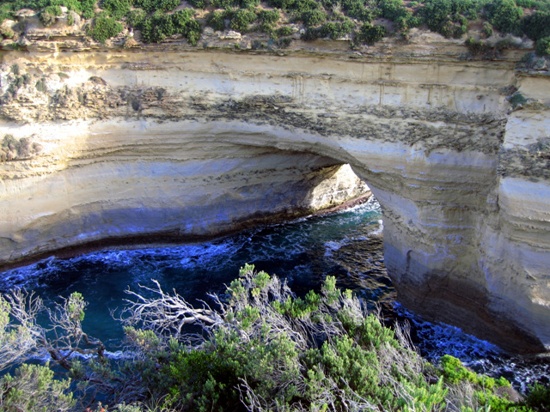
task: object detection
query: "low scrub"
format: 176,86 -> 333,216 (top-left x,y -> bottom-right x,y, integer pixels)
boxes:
88,12 -> 123,43
2,0 -> 550,48
0,264 -> 545,410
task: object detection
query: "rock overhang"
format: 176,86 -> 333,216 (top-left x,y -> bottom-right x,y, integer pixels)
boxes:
0,47 -> 549,354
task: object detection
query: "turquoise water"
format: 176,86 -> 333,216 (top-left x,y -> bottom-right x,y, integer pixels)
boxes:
0,197 -> 547,392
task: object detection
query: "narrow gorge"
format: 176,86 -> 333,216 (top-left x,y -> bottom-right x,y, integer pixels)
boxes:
1,33 -> 549,355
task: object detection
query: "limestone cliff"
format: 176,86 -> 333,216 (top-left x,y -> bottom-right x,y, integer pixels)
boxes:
1,33 -> 549,354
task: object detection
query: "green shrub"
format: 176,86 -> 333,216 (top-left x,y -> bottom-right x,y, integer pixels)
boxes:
127,8 -> 147,29
421,0 -> 451,33
88,13 -> 123,43
509,91 -> 527,107
265,0 -> 294,9
207,10 -> 226,31
140,11 -> 173,43
276,25 -> 294,36
0,265 -> 536,411
482,20 -> 494,37
521,11 -> 550,41
301,8 -> 327,26
486,0 -> 523,34
291,0 -> 320,13
341,0 -> 375,21
140,9 -> 201,44
396,13 -> 421,31
0,364 -> 75,411
535,36 -> 550,56
419,0 -> 479,37
229,8 -> 256,32
239,0 -> 260,7
50,0 -> 96,19
356,22 -> 386,44
172,9 -> 202,45
188,0 -> 209,7
211,0 -> 238,8
274,36 -> 292,47
79,0 -> 96,19
319,19 -> 354,39
258,8 -> 280,25
257,9 -> 280,34
101,0 -> 131,20
378,0 -> 408,21
439,355 -> 522,410
465,37 -> 491,56
134,0 -> 180,13
523,382 -> 550,411
39,5 -> 61,26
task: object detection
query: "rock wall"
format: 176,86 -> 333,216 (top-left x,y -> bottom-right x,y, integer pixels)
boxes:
0,46 -> 549,353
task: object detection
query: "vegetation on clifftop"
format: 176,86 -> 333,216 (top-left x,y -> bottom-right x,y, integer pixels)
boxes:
0,0 -> 550,54
0,264 -> 547,411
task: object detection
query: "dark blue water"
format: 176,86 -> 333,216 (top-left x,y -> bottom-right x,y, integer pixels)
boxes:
0,197 -> 547,393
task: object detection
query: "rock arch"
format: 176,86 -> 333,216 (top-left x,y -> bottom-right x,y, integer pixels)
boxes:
0,50 -> 549,353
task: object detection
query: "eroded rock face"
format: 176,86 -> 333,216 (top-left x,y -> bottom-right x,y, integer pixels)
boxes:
0,48 -> 549,353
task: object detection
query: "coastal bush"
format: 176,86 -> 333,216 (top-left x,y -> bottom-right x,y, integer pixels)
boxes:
521,11 -> 550,41
0,363 -> 75,411
39,4 -> 61,26
420,0 -> 453,33
276,25 -> 294,36
508,91 -> 527,108
41,0 -> 96,19
482,20 -> 494,37
188,0 -> 208,8
72,0 -> 96,19
524,382 -> 550,410
101,0 -> 132,20
139,9 -> 201,44
378,0 -> 411,22
134,0 -> 179,13
4,0 -> 550,47
239,0 -> 260,8
140,11 -> 172,42
301,9 -> 327,26
88,12 -> 123,43
258,8 -> 280,25
465,36 -> 495,57
420,0 -> 477,38
535,36 -> 550,56
486,0 -> 523,34
319,19 -> 354,39
207,10 -> 226,31
0,265 -> 543,410
356,22 -> 386,44
228,8 -> 256,33
126,8 -> 147,29
290,0 -> 321,13
341,0 -> 376,21
257,9 -> 280,34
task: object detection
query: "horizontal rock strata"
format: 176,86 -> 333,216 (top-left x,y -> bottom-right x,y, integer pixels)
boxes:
0,47 -> 549,353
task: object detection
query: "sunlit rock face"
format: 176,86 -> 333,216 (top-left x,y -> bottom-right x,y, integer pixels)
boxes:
0,47 -> 549,354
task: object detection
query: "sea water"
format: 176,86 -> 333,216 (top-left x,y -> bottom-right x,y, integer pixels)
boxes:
0,197 -> 547,393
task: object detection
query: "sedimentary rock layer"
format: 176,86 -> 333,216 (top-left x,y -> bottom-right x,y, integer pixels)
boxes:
0,48 -> 549,353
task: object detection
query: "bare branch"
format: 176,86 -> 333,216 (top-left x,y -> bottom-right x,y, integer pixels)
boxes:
121,280 -> 223,336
